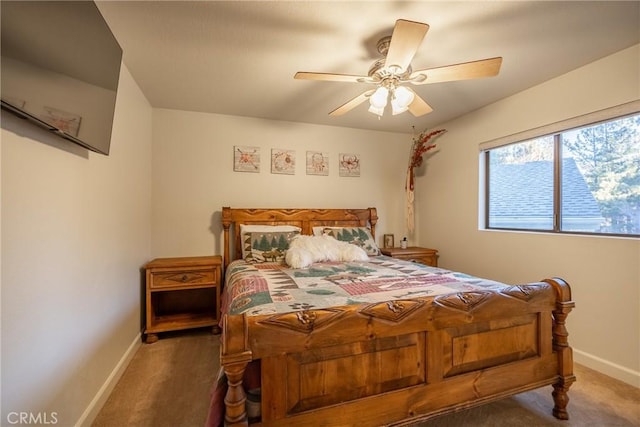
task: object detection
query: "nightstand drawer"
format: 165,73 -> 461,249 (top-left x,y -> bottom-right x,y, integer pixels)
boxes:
150,269 -> 215,288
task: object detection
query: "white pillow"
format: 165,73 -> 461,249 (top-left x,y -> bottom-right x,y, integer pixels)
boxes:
311,226 -> 327,236
285,235 -> 368,269
312,226 -> 380,256
240,225 -> 301,260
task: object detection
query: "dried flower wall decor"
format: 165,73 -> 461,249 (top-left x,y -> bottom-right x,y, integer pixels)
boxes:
406,128 -> 446,232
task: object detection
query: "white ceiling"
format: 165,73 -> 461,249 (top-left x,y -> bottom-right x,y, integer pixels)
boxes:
96,1 -> 640,134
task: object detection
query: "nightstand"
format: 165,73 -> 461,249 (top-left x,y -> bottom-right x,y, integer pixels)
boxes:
380,247 -> 439,267
144,255 -> 222,343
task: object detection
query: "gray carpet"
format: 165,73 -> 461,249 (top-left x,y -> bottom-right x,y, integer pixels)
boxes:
93,329 -> 639,427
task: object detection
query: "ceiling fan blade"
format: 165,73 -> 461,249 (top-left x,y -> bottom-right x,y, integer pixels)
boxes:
409,57 -> 503,85
407,89 -> 433,117
329,90 -> 375,116
294,72 -> 368,83
384,19 -> 429,74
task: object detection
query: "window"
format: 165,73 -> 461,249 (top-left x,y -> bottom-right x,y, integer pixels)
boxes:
483,110 -> 639,237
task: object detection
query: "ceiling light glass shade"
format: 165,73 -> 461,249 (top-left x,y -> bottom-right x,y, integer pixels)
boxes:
391,86 -> 415,115
368,104 -> 385,116
391,103 -> 408,115
369,86 -> 389,108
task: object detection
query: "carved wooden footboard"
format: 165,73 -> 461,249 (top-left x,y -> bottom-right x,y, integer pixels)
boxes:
219,207 -> 575,426
221,278 -> 574,426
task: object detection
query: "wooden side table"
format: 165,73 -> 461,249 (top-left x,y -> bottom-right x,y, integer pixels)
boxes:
380,246 -> 439,267
144,255 -> 222,343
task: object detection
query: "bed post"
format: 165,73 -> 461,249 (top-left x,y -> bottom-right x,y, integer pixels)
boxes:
369,207 -> 378,238
223,360 -> 249,426
544,277 -> 576,420
221,314 -> 252,427
222,207 -> 231,271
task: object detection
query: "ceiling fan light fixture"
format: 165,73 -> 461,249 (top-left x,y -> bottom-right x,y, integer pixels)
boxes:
368,104 -> 385,116
369,86 -> 389,108
391,86 -> 414,115
391,103 -> 408,115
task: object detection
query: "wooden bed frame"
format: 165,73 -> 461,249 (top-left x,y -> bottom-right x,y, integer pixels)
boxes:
220,207 -> 575,426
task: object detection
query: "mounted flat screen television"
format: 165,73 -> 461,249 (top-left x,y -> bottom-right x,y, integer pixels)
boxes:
1,1 -> 122,155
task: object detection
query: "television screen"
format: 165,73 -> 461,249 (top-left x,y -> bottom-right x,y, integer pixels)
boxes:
1,1 -> 122,155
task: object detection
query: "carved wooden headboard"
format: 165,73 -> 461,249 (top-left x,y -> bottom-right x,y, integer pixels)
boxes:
221,207 -> 378,270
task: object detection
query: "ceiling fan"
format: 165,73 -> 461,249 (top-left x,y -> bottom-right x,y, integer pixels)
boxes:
294,19 -> 502,118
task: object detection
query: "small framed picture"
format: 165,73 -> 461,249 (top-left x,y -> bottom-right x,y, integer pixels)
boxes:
271,148 -> 295,175
306,151 -> 329,175
234,146 -> 260,172
383,234 -> 394,248
339,153 -> 360,177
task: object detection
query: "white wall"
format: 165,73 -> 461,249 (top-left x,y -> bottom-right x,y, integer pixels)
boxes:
415,45 -> 640,386
151,110 -> 412,258
1,65 -> 153,426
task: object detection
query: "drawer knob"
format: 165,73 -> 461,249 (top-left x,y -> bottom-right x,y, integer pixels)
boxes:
181,275 -> 188,282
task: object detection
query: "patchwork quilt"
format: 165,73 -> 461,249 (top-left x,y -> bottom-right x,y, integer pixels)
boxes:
221,256 -> 508,317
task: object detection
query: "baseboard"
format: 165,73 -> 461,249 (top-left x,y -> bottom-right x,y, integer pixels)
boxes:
574,348 -> 640,388
75,332 -> 142,427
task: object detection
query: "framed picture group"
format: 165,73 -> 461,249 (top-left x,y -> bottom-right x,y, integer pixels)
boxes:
234,146 -> 360,177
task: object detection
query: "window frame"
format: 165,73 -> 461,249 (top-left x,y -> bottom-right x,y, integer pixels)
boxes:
480,101 -> 640,238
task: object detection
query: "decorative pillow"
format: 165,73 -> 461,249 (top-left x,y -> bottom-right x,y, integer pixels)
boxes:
239,225 -> 301,262
316,226 -> 380,256
285,235 -> 369,269
246,231 -> 299,263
